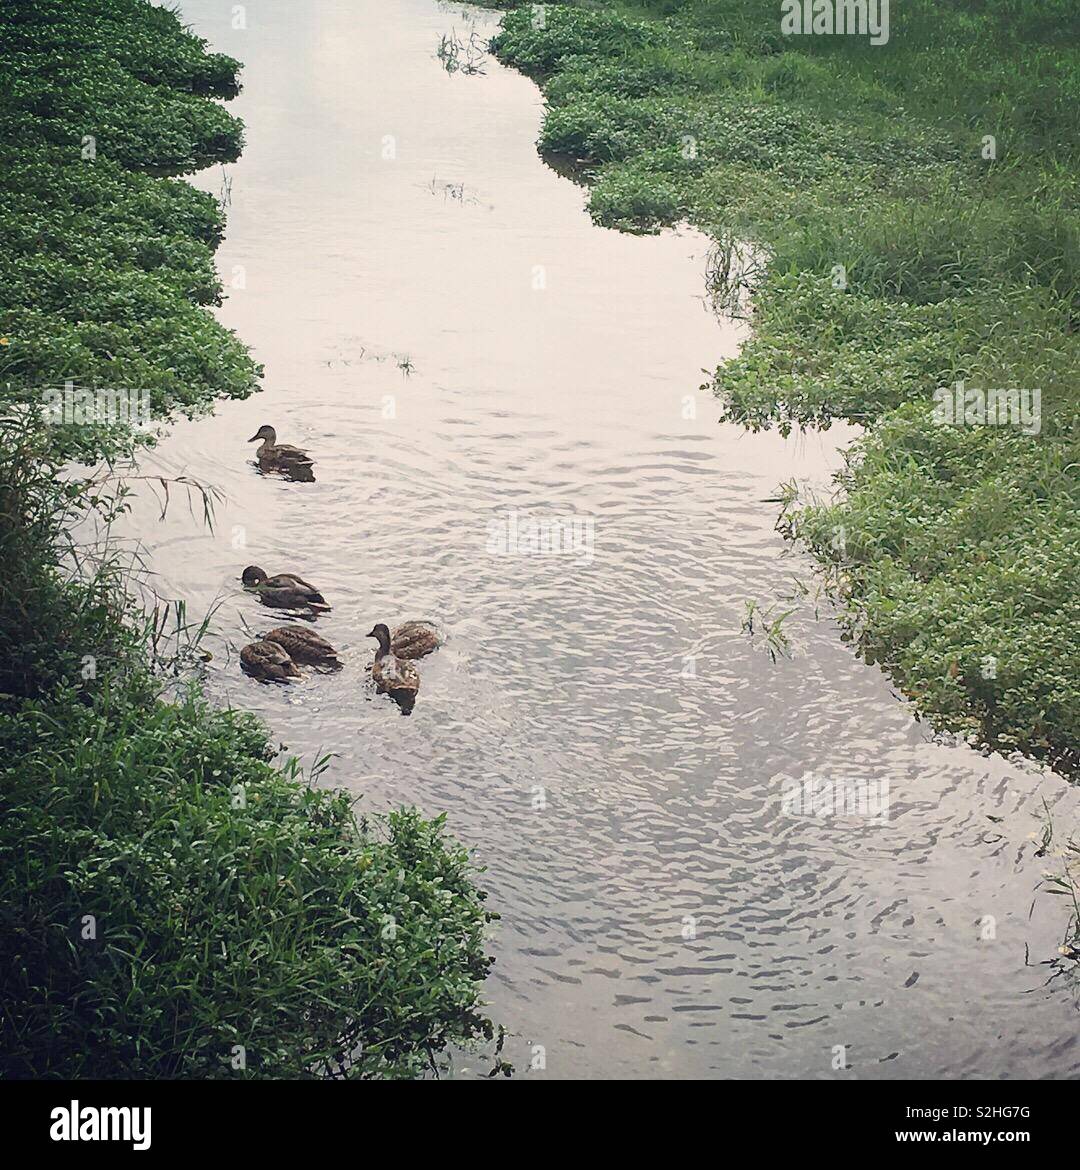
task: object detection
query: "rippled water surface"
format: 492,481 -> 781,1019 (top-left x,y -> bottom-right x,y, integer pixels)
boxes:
122,0 -> 1079,1076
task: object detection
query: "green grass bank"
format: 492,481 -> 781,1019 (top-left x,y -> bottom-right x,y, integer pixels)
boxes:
488,0 -> 1079,777
0,0 -> 497,1077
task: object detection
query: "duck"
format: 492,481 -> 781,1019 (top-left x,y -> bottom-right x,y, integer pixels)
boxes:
248,425 -> 315,473
242,565 -> 330,611
263,624 -> 341,668
368,622 -> 420,712
240,639 -> 300,682
390,620 -> 443,659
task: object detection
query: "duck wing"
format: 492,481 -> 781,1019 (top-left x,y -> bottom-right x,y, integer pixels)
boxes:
265,625 -> 340,664
263,574 -> 325,602
268,572 -> 318,591
391,621 -> 442,659
274,444 -> 313,463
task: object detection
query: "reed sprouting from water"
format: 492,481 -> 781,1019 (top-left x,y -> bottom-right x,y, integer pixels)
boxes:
436,26 -> 488,76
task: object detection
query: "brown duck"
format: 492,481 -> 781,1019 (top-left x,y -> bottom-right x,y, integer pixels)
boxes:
248,424 -> 314,474
240,640 -> 300,682
242,565 -> 330,612
368,623 -> 420,711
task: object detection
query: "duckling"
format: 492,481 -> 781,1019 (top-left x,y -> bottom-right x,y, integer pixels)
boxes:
248,425 -> 315,474
263,624 -> 341,668
240,639 -> 300,682
242,565 -> 330,611
391,620 -> 443,660
368,622 -> 420,712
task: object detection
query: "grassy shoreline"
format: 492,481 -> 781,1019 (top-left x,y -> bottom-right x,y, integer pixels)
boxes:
0,0 -> 496,1078
488,0 -> 1079,778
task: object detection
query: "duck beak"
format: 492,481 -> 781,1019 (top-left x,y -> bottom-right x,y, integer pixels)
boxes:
366,628 -> 377,638
248,433 -> 261,442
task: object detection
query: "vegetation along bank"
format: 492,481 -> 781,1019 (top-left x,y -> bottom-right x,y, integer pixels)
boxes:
0,0 -> 496,1077
487,0 -> 1079,778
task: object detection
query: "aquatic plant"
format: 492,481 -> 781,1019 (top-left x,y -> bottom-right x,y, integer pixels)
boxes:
437,27 -> 488,75
740,598 -> 795,664
1031,805 -> 1080,975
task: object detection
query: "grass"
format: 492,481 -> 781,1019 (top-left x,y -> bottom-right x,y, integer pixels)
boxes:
0,0 -> 497,1078
0,0 -> 260,463
489,0 -> 1079,778
1,674 -> 496,1079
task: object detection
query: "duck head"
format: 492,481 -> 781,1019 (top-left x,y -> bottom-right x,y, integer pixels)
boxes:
242,565 -> 267,587
248,424 -> 277,445
367,623 -> 392,657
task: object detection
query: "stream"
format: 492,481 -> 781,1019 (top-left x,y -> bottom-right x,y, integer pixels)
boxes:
120,0 -> 1079,1077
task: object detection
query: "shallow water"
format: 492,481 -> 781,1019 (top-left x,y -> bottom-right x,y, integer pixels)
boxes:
120,0 -> 1079,1077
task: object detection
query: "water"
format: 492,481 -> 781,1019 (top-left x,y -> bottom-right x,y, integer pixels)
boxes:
121,0 -> 1078,1077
